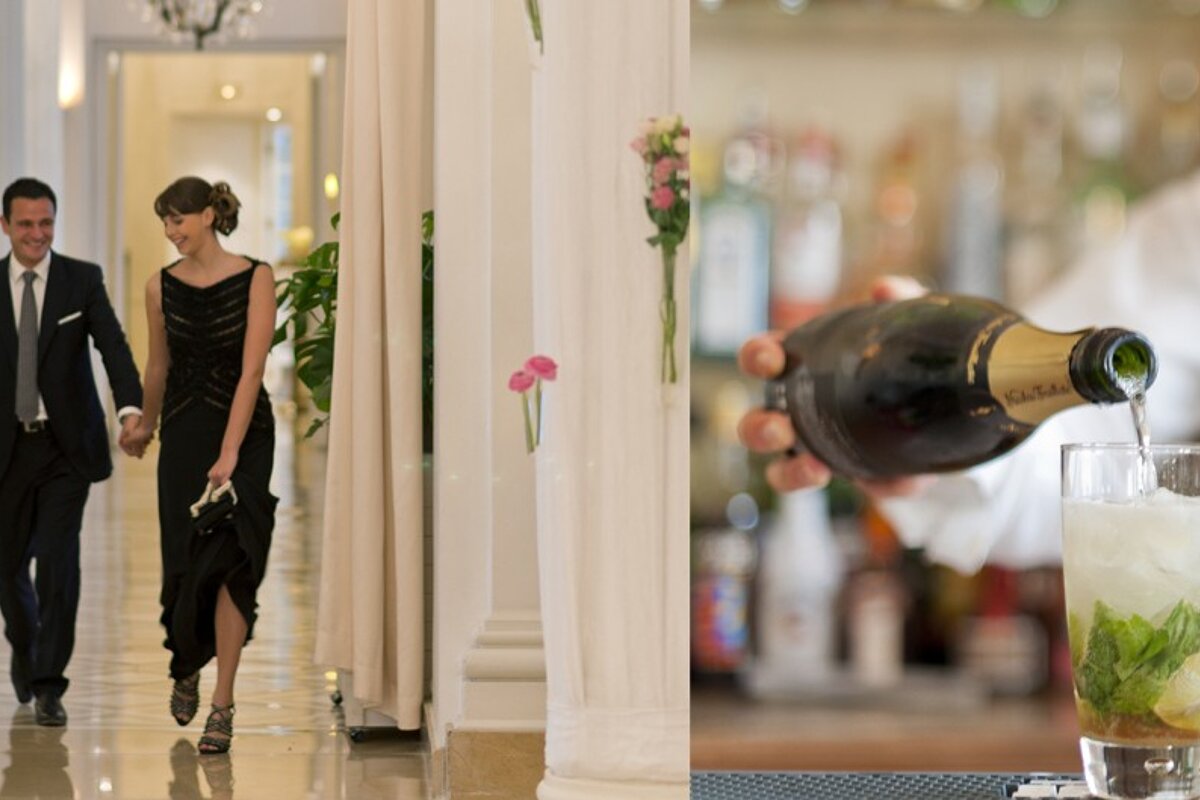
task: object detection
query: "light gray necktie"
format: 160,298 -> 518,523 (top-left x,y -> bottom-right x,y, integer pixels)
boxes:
15,271 -> 38,423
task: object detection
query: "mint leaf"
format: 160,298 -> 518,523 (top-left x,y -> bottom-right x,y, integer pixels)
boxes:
1069,611 -> 1086,672
1077,600 -> 1200,718
1111,613 -> 1160,680
1079,602 -> 1121,713
1112,671 -> 1166,715
1159,600 -> 1200,676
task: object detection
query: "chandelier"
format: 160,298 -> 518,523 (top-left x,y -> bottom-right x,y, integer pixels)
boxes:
136,1 -> 267,50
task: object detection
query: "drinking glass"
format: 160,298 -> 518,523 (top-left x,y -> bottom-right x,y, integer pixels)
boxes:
1062,444 -> 1200,799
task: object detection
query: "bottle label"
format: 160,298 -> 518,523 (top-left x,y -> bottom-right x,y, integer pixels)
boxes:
985,324 -> 1088,425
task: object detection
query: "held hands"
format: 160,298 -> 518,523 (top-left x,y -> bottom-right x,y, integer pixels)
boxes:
736,275 -> 933,499
118,415 -> 153,459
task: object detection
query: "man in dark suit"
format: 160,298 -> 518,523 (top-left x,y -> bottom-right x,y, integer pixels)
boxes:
0,178 -> 143,726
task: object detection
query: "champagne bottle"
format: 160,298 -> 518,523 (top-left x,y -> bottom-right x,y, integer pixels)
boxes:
764,294 -> 1157,480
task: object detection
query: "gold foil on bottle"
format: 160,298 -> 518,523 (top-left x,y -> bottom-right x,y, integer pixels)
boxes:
965,314 -> 1017,384
987,325 -> 1090,425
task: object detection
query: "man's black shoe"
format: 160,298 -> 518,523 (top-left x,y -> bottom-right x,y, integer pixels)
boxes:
10,654 -> 32,704
34,694 -> 67,727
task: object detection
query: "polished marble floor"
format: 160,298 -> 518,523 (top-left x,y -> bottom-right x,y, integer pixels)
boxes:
0,422 -> 431,799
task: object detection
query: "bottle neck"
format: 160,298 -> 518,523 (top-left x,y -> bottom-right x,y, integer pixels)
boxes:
985,323 -> 1157,425
1069,327 -> 1158,404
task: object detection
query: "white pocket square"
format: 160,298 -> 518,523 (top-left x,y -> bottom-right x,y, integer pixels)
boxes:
57,311 -> 82,325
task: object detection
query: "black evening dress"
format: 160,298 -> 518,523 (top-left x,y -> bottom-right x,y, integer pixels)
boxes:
157,261 -> 277,680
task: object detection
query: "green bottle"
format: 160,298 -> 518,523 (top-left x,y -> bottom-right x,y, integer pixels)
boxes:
764,294 -> 1157,480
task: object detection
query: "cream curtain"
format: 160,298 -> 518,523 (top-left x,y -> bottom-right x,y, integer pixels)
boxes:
531,0 -> 690,794
313,0 -> 427,729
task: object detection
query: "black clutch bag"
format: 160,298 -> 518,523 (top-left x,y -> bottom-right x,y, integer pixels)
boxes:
189,481 -> 239,535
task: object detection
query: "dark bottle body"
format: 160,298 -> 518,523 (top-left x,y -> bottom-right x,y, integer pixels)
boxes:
765,294 -> 1156,481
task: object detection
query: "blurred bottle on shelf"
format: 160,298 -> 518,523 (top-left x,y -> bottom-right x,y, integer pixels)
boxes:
1006,81 -> 1067,307
942,62 -> 1005,301
842,502 -> 908,688
692,94 -> 777,357
1152,58 -> 1200,182
955,566 -> 1049,696
913,561 -> 979,666
745,488 -> 844,696
771,126 -> 846,332
1072,42 -> 1136,252
857,129 -> 926,289
1014,566 -> 1073,694
691,494 -> 761,680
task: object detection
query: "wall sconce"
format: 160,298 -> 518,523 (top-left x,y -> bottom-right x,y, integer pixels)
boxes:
59,0 -> 85,108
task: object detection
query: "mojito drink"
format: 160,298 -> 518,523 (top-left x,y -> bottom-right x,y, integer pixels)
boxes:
1064,490 -> 1200,745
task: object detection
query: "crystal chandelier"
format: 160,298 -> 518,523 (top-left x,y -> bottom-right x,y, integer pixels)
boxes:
136,1 -> 267,50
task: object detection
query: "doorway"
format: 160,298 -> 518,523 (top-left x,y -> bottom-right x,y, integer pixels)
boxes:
110,50 -> 341,381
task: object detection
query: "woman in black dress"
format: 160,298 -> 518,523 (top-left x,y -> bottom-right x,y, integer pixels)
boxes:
124,176 -> 277,754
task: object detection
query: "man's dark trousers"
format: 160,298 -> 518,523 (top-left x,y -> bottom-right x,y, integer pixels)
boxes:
0,424 -> 89,700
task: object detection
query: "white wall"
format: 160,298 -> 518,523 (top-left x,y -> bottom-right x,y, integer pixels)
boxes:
118,52 -> 319,364
76,0 -> 346,308
432,0 -> 541,748
0,3 -> 26,189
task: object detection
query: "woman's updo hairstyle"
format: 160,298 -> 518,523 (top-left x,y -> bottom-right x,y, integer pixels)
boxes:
154,176 -> 241,236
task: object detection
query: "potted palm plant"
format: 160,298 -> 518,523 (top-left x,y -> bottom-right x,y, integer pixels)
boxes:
274,211 -> 434,452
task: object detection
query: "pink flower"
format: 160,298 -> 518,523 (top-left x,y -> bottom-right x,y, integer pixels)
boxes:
650,185 -> 676,210
508,370 -> 536,393
652,157 -> 675,184
629,137 -> 648,156
524,355 -> 558,381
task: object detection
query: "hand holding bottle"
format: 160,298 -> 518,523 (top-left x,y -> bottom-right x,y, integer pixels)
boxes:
737,275 -> 932,497
738,276 -> 1156,493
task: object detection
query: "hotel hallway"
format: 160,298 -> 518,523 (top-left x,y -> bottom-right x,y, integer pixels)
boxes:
0,424 -> 430,799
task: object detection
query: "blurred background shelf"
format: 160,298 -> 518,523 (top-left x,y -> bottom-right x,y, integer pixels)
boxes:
688,0 -> 1200,772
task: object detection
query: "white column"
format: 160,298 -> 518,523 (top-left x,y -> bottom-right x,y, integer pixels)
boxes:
0,3 -> 25,186
531,1 -> 690,798
21,0 -> 65,204
432,0 -> 545,747
460,0 -> 546,732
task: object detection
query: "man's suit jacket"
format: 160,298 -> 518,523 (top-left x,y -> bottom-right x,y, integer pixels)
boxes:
0,252 -> 142,483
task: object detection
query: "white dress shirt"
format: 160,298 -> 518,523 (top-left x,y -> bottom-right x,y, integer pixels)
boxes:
7,251 -> 141,425
878,170 -> 1200,573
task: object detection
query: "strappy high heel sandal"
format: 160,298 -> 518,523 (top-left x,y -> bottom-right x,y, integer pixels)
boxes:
197,703 -> 235,755
170,672 -> 201,726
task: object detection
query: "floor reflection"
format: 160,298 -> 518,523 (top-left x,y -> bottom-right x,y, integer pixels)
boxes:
0,418 -> 430,800
1,713 -> 72,799
167,740 -> 233,800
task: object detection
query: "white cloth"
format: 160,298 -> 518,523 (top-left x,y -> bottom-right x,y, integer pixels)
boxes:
532,0 -> 689,793
881,171 -> 1200,573
312,0 -> 426,728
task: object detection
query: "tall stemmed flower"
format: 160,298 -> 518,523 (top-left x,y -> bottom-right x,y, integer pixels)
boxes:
631,115 -> 690,384
509,354 -> 557,453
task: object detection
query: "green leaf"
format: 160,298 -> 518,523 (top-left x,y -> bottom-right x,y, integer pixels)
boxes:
273,208 -> 434,450
304,416 -> 328,438
1069,611 -> 1086,671
1077,600 -> 1200,718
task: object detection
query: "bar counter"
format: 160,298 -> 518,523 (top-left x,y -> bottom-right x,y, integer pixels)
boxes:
691,680 -> 1083,773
